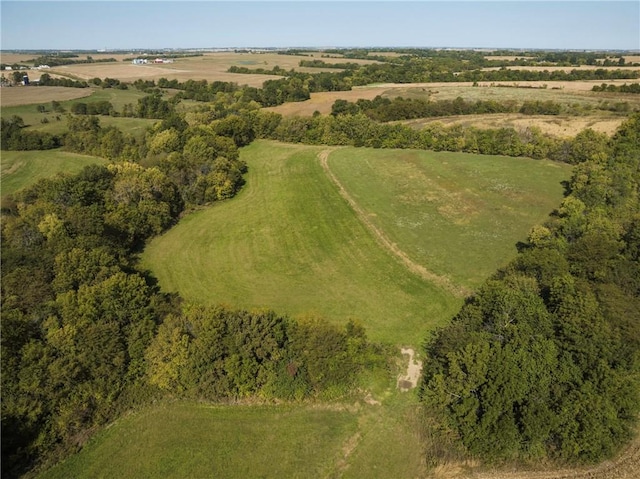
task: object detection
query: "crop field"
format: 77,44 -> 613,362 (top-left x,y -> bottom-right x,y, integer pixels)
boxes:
481,65 -> 640,72
0,86 -> 93,107
1,150 -> 106,196
40,52 -> 380,87
142,140 -> 570,345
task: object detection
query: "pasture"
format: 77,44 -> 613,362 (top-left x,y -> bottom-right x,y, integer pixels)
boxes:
37,402 -> 360,479
142,141 -> 571,345
1,150 -> 106,196
1,87 -> 156,136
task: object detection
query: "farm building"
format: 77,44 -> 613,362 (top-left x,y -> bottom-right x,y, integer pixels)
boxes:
132,58 -> 148,65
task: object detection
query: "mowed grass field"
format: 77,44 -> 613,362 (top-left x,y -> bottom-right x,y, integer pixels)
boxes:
143,140 -> 571,345
327,148 -> 572,290
38,402 -> 359,479
143,141 -> 459,345
1,150 -> 106,196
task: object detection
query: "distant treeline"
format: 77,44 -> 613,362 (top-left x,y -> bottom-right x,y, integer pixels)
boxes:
28,55 -> 117,67
592,82 -> 640,93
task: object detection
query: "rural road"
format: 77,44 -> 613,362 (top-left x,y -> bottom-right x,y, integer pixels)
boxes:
317,149 -> 468,297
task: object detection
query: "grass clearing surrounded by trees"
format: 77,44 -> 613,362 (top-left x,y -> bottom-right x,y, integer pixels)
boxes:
326,147 -> 572,290
0,149 -> 107,196
143,140 -> 571,345
37,402 -> 359,479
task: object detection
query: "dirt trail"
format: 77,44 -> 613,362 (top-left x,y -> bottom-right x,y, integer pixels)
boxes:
318,150 -> 469,297
397,347 -> 423,392
469,433 -> 640,479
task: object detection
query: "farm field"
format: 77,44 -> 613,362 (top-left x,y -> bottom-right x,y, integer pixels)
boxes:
265,81 -> 640,122
0,86 -> 93,107
142,140 -> 571,345
1,149 -> 106,196
326,147 -> 571,289
40,51 -> 380,87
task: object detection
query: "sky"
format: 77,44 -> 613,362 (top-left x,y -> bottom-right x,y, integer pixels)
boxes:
1,1 -> 639,51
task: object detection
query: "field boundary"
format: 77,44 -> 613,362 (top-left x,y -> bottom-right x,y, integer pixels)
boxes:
318,149 -> 469,298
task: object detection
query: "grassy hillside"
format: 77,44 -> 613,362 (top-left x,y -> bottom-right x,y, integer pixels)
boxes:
142,140 -> 571,345
1,149 -> 107,196
38,402 -> 359,479
327,147 -> 572,289
143,141 -> 458,345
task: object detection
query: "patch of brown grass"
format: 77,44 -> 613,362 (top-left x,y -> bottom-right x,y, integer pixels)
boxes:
0,85 -> 93,107
401,114 -> 625,138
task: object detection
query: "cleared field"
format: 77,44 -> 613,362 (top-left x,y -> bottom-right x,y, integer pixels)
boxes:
1,149 -> 106,196
42,52 -> 381,87
143,141 -> 570,344
266,82 -> 640,136
143,141 -> 459,346
327,147 -> 571,289
481,65 -> 640,72
401,113 -> 625,138
0,85 -> 93,107
37,402 -> 359,479
1,87 -> 156,137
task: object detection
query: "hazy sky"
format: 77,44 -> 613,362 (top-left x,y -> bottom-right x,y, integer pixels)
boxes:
1,1 -> 639,50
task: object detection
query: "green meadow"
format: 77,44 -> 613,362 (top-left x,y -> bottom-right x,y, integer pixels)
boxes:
142,140 -> 571,345
1,149 -> 106,196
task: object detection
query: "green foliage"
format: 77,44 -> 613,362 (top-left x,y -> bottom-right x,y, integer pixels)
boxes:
420,114 -> 640,464
145,305 -> 380,401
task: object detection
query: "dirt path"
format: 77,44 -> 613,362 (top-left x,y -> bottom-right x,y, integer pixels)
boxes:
318,150 -> 469,297
397,348 -> 423,392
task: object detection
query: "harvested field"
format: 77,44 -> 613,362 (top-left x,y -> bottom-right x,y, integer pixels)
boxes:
484,56 -> 535,61
0,86 -> 93,106
401,114 -> 625,138
43,52 -> 380,87
481,65 -> 640,72
264,80 -> 640,117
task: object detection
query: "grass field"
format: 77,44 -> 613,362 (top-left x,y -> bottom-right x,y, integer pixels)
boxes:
1,149 -> 106,196
38,402 -> 359,479
142,141 -> 571,345
1,87 -> 156,136
143,141 -> 459,346
0,86 -> 94,107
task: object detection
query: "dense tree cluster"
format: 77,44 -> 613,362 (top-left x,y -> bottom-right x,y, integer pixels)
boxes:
146,307 -> 382,400
1,116 -> 61,150
331,96 -> 563,122
419,114 -> 640,464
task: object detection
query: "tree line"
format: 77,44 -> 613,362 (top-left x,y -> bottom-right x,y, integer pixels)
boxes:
419,114 -> 640,464
331,96 -> 563,122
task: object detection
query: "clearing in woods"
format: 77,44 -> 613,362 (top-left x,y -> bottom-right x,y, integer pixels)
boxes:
142,141 -> 570,344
